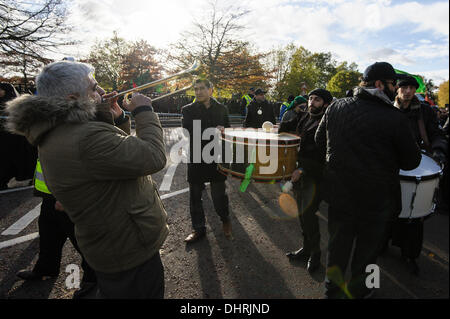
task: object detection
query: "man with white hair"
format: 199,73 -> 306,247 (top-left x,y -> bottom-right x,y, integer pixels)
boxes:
5,61 -> 168,299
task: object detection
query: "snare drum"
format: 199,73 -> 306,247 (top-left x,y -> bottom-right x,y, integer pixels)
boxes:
217,128 -> 300,183
398,154 -> 442,219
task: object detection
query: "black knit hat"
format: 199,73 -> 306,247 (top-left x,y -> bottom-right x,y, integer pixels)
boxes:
308,88 -> 333,105
363,62 -> 398,81
397,75 -> 419,89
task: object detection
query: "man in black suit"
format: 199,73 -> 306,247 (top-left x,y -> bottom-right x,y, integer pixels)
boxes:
181,79 -> 232,243
244,88 -> 276,128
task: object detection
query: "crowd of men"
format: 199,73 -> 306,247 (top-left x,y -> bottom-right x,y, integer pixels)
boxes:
1,59 -> 448,299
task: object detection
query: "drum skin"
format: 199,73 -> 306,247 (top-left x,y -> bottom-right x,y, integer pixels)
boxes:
218,128 -> 300,183
398,154 -> 442,219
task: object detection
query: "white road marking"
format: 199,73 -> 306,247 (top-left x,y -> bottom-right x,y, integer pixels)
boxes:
160,187 -> 189,200
159,163 -> 179,192
0,232 -> 39,250
0,186 -> 34,195
0,186 -> 195,249
1,204 -> 41,236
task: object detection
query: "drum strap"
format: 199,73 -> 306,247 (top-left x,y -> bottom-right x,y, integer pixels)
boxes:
417,114 -> 432,154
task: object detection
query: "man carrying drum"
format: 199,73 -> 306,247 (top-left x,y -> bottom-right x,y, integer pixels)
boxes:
386,75 -> 448,275
280,89 -> 333,273
181,79 -> 232,243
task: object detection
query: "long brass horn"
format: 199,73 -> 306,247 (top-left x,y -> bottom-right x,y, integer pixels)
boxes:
112,61 -> 200,101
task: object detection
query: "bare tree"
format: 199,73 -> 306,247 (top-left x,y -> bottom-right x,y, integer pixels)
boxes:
0,0 -> 74,58
0,0 -> 74,88
168,0 -> 269,92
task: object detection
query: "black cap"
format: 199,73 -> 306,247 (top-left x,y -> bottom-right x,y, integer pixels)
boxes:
362,62 -> 398,81
255,88 -> 266,95
287,95 -> 295,102
308,88 -> 333,105
397,75 -> 419,89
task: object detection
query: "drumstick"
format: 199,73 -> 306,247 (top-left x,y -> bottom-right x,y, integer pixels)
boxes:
239,147 -> 257,192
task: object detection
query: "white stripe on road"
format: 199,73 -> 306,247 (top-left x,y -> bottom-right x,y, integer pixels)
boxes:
0,232 -> 39,250
160,187 -> 189,200
0,186 -> 34,195
159,163 -> 180,192
0,187 -> 193,249
1,204 -> 41,236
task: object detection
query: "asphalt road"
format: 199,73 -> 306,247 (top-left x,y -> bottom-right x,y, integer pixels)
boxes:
0,127 -> 448,299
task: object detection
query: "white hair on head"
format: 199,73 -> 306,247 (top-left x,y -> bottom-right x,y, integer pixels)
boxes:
36,61 -> 95,98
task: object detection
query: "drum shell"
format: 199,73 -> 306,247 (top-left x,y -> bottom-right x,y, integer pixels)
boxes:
218,129 -> 299,183
398,154 -> 442,219
398,177 -> 440,218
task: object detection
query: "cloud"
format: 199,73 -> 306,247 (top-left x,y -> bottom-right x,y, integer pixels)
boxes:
366,48 -> 416,65
333,0 -> 449,37
60,0 -> 448,86
420,69 -> 449,86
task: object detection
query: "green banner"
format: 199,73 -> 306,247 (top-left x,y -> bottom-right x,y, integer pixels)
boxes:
394,69 -> 426,94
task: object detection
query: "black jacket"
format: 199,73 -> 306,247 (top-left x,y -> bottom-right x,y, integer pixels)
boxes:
244,99 -> 276,128
394,96 -> 447,155
279,110 -> 325,179
315,87 -> 421,221
182,98 -> 230,183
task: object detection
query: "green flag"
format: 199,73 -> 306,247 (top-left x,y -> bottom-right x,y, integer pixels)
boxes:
394,69 -> 426,94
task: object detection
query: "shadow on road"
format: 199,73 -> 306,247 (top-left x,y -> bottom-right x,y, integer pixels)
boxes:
185,238 -> 224,298
202,200 -> 297,299
0,238 -> 55,299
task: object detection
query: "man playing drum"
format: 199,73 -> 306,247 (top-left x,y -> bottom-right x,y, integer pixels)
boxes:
280,89 -> 333,273
386,75 -> 448,275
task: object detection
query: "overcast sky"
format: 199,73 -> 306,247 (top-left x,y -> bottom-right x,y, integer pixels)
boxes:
62,0 -> 449,86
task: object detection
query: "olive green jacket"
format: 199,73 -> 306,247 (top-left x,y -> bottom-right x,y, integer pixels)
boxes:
5,95 -> 168,273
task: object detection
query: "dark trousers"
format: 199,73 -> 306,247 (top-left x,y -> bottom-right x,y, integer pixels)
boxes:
391,218 -> 424,259
325,206 -> 389,299
293,177 -> 321,254
189,181 -> 230,233
95,251 -> 164,299
34,196 -> 96,283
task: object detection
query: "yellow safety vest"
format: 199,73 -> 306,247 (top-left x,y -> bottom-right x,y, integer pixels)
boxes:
34,159 -> 51,194
243,94 -> 252,108
280,102 -> 289,110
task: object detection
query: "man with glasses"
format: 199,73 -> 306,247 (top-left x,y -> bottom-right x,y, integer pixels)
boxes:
315,62 -> 421,298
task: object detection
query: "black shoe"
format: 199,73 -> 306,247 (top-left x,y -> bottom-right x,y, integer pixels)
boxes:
404,258 -> 419,276
286,247 -> 310,261
16,270 -> 58,281
184,231 -> 206,243
307,253 -> 321,272
72,281 -> 97,299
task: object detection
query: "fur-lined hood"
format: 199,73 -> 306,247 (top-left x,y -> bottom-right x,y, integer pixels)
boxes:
4,95 -> 97,146
394,95 -> 421,111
